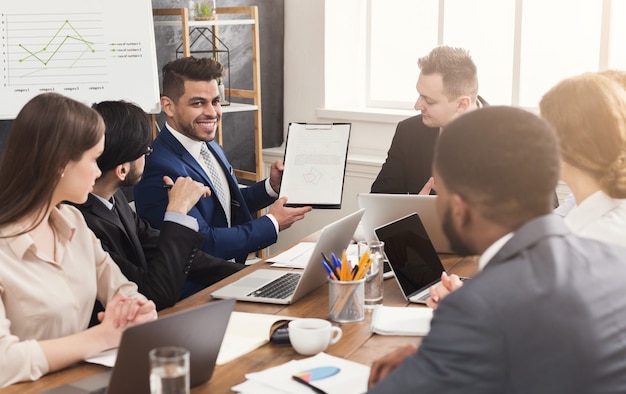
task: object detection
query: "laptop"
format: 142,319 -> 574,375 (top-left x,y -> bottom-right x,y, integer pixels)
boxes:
211,209 -> 365,304
355,193 -> 454,254
374,212 -> 461,304
43,299 -> 235,394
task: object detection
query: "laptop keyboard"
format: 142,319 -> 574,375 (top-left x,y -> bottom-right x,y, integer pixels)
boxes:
248,272 -> 301,299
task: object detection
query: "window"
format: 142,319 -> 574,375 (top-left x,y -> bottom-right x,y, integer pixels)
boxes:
366,0 -> 626,110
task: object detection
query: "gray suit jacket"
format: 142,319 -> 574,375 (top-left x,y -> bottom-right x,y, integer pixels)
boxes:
368,214 -> 626,394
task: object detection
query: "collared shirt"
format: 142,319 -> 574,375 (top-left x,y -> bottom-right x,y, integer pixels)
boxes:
478,232 -> 514,271
165,123 -> 279,233
0,205 -> 143,387
565,190 -> 626,249
93,194 -> 198,232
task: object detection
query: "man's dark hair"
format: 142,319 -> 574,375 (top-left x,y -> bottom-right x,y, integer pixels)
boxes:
92,100 -> 152,173
162,56 -> 224,102
434,106 -> 560,225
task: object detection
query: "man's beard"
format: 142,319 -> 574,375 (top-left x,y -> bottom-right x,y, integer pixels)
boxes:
121,161 -> 142,187
441,205 -> 474,256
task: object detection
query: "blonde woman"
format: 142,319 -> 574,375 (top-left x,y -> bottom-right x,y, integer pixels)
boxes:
0,93 -> 156,387
540,72 -> 626,248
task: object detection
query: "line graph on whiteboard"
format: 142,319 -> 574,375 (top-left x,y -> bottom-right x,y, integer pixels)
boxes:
4,12 -> 107,86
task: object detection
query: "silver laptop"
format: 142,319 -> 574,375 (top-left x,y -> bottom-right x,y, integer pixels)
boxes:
374,213 -> 461,304
211,209 -> 365,304
43,299 -> 235,394
355,193 -> 453,254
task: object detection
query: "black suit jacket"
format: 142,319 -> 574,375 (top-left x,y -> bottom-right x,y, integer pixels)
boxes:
371,114 -> 439,194
72,191 -> 242,312
371,97 -> 489,194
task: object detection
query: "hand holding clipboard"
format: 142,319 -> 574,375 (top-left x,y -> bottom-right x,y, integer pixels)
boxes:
278,123 -> 351,209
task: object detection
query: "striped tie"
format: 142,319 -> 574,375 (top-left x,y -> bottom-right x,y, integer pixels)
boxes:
200,143 -> 229,217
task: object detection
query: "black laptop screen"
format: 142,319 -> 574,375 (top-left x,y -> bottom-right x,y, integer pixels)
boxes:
374,213 -> 444,296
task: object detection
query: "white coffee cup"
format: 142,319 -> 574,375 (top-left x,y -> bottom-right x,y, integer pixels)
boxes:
288,318 -> 342,356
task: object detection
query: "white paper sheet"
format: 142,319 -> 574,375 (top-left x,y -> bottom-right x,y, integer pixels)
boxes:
85,312 -> 295,368
267,242 -> 316,268
234,352 -> 370,394
279,123 -> 351,207
370,305 -> 433,336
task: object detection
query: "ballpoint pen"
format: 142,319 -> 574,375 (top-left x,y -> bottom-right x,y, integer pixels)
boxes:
321,253 -> 341,280
330,253 -> 342,280
292,375 -> 328,394
321,260 -> 337,280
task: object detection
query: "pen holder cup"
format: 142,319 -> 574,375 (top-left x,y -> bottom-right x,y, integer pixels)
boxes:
328,278 -> 365,323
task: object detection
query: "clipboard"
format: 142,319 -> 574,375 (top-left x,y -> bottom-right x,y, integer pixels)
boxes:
279,122 -> 351,209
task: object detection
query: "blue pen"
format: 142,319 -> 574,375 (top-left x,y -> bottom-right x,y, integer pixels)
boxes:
321,260 -> 337,280
330,252 -> 342,272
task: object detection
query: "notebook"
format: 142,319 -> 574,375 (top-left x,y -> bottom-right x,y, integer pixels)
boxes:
374,212 -> 454,304
42,299 -> 235,394
211,209 -> 365,304
355,193 -> 453,254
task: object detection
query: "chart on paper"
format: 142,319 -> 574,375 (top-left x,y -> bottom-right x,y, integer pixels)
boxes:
6,13 -> 107,86
0,0 -> 160,119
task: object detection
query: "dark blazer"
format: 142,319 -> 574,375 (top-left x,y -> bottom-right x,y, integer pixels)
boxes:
134,127 -> 277,263
368,214 -> 626,393
371,114 -> 438,194
73,191 -> 242,312
371,97 -> 489,194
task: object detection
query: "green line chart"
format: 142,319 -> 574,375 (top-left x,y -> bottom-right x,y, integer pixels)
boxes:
5,13 -> 106,86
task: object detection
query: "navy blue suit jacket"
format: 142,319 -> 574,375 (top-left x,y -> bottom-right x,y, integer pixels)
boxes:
134,126 -> 277,263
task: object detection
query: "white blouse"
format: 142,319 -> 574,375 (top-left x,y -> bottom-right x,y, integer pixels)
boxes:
565,190 -> 626,249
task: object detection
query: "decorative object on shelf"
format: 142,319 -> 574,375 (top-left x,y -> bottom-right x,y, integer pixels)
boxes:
193,0 -> 216,21
175,26 -> 231,105
217,78 -> 230,106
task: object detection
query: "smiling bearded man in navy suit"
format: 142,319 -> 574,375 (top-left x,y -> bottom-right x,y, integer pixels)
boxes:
135,57 -> 311,264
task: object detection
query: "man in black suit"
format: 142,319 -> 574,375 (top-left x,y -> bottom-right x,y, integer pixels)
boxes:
371,46 -> 486,194
73,101 -> 243,316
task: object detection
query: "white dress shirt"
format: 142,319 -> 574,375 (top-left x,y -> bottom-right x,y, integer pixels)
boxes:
166,124 -> 279,232
565,190 -> 626,249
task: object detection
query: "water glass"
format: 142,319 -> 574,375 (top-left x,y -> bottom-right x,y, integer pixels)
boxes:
149,346 -> 190,394
360,241 -> 385,308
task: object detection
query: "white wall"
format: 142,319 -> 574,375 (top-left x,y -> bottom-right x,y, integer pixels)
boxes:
265,0 -> 572,255
264,0 -> 403,254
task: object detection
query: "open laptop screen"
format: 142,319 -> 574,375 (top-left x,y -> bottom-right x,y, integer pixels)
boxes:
374,213 -> 444,297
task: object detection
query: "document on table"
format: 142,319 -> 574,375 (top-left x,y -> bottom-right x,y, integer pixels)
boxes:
267,242 -> 316,268
370,305 -> 434,336
279,123 -> 351,209
86,312 -> 295,367
232,352 -> 370,394
217,311 -> 295,365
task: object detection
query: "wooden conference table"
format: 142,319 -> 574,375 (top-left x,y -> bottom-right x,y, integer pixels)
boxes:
5,233 -> 478,394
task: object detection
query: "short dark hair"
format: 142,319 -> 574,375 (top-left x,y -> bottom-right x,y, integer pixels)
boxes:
434,106 -> 560,224
91,101 -> 151,173
162,56 -> 224,102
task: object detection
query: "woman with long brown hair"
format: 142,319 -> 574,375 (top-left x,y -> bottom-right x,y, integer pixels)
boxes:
540,72 -> 626,248
0,93 -> 156,387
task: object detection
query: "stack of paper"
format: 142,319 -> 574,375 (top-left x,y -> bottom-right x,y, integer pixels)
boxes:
232,352 -> 370,394
268,242 -> 316,268
370,305 -> 433,336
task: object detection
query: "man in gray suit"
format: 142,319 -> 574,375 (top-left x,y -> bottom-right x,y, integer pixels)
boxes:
367,106 -> 626,393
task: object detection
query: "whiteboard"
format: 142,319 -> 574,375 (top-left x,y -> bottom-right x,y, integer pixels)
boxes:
0,0 -> 160,119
